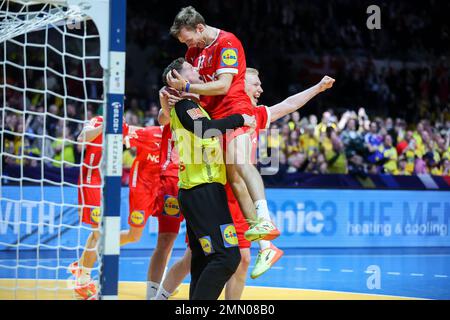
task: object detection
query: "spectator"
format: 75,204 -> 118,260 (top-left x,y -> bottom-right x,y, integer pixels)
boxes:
379,134 -> 398,174
321,126 -> 347,174
51,122 -> 76,168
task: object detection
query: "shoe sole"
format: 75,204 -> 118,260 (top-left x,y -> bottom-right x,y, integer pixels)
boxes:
244,229 -> 281,242
74,288 -> 97,300
250,249 -> 285,279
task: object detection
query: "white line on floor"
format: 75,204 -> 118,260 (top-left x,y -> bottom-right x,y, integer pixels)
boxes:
294,267 -> 307,271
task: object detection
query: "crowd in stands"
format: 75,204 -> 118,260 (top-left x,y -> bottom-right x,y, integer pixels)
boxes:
2,0 -> 450,178
260,107 -> 450,177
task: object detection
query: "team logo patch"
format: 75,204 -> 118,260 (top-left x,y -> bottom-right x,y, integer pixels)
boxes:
90,207 -> 101,224
187,108 -> 205,120
199,236 -> 214,256
220,223 -> 239,247
163,195 -> 180,217
220,48 -> 238,67
130,210 -> 145,226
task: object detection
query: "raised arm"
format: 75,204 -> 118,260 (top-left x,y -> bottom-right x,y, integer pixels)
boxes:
269,76 -> 335,122
77,122 -> 102,143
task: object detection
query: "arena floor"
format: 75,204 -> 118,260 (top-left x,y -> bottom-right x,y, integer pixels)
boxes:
1,248 -> 449,300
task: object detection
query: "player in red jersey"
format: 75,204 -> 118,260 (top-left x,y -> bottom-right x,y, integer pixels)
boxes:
68,115 -> 129,300
143,124 -> 185,300
117,124 -> 183,299
120,125 -> 164,245
165,8 -> 280,265
154,63 -> 335,299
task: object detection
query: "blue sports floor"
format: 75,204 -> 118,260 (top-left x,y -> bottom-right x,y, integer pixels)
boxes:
1,247 -> 449,299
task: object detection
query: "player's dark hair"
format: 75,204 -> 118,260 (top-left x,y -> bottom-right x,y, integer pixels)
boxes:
162,57 -> 185,86
170,6 -> 206,37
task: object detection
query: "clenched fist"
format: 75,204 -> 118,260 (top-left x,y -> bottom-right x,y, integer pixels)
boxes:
318,76 -> 335,92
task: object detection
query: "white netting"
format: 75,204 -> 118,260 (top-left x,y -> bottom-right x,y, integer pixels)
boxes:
1,0 -> 106,299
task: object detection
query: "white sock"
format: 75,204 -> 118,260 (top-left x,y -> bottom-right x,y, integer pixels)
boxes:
146,281 -> 160,300
77,267 -> 91,285
254,200 -> 271,221
258,240 -> 271,251
155,285 -> 171,300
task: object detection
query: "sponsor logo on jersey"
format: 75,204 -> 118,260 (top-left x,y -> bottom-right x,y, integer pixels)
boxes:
90,207 -> 101,224
147,153 -> 159,163
199,236 -> 214,255
220,48 -> 238,67
130,210 -> 145,226
163,195 -> 180,217
220,223 -> 239,247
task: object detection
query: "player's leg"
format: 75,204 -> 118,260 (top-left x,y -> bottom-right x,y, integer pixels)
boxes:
146,232 -> 177,299
223,184 -> 251,300
225,165 -> 284,281
121,183 -> 155,245
154,247 -> 192,300
185,222 -> 208,299
78,229 -> 100,274
227,133 -> 265,201
146,178 -> 183,299
225,248 -> 251,300
69,185 -> 102,300
120,225 -> 145,245
225,163 -> 256,220
179,183 -> 241,300
225,133 -> 279,241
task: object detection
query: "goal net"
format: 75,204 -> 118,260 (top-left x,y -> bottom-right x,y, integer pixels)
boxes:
0,0 -> 124,299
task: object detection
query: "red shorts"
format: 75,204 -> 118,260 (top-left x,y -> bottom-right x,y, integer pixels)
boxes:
78,178 -> 101,227
155,175 -> 184,234
128,178 -> 162,228
224,183 -> 250,249
222,126 -> 254,152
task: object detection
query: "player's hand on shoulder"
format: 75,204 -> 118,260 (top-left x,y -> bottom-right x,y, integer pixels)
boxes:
318,76 -> 335,92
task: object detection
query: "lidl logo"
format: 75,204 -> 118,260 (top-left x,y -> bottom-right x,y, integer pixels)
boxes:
220,223 -> 238,247
220,48 -> 238,67
130,210 -> 145,226
90,207 -> 101,224
163,195 -> 180,217
199,236 -> 214,255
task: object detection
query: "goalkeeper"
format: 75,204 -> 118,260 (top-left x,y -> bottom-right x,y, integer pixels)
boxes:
162,58 -> 255,299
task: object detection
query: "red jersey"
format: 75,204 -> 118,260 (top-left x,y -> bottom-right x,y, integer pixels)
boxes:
80,116 -> 103,184
126,126 -> 162,186
254,105 -> 271,133
185,29 -> 253,119
79,116 -> 129,184
250,106 -> 271,163
159,125 -> 179,178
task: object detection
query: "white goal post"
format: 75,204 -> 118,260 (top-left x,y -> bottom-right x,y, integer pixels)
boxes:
0,0 -> 126,299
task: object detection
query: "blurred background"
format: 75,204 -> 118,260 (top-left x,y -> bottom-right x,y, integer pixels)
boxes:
3,0 -> 449,187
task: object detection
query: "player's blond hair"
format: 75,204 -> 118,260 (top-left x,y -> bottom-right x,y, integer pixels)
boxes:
170,6 -> 206,37
246,68 -> 259,76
